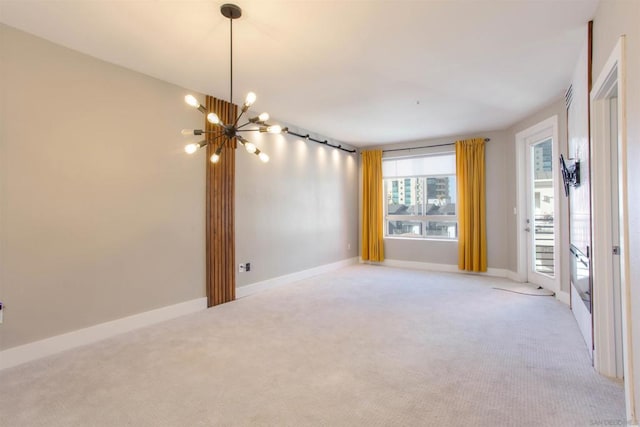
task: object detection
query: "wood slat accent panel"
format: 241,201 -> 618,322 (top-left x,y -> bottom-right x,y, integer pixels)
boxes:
205,96 -> 237,307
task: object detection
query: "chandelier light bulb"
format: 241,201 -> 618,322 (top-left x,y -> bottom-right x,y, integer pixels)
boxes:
184,143 -> 199,154
244,142 -> 257,153
259,152 -> 269,163
210,153 -> 221,163
207,113 -> 220,124
258,112 -> 270,122
181,129 -> 194,136
185,95 -> 199,108
267,125 -> 282,134
245,92 -> 257,106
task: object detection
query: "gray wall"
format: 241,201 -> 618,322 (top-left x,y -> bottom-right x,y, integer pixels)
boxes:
507,98 -> 570,293
362,130 -> 512,270
0,24 -> 206,350
0,23 -> 360,350
235,126 -> 359,287
591,0 -> 640,414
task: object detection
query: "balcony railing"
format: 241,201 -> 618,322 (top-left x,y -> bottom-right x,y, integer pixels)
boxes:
534,214 -> 554,275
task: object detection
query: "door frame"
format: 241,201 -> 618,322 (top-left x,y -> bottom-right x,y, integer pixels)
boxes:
590,36 -> 634,422
515,115 -> 561,294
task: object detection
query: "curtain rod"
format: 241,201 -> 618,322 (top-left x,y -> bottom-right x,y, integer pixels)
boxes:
381,138 -> 491,153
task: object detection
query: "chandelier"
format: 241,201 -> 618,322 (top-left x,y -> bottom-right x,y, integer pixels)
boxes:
181,3 -> 284,164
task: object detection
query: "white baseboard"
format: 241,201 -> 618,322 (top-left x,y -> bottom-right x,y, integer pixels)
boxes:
375,258 -> 513,279
506,270 -> 525,282
557,291 -> 570,305
236,257 -> 359,299
376,259 -> 570,304
374,258 -> 459,273
0,297 -> 207,371
571,283 -> 593,356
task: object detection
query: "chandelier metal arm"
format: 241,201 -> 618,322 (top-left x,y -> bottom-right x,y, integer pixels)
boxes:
236,135 -> 251,152
200,130 -> 225,135
212,136 -> 226,152
207,134 -> 225,146
235,117 -> 273,129
236,121 -> 257,129
233,108 -> 246,128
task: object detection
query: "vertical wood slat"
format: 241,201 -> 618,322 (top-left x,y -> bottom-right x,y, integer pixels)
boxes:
205,96 -> 236,307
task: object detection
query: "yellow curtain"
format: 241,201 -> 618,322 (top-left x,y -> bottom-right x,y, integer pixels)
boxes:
361,150 -> 384,262
456,138 -> 487,272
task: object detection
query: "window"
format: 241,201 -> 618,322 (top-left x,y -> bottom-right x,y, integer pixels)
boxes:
383,153 -> 457,239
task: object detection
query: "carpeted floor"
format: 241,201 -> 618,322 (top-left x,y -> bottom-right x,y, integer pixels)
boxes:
0,265 -> 626,426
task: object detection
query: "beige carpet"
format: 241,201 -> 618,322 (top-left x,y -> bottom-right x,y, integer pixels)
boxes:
0,265 -> 625,426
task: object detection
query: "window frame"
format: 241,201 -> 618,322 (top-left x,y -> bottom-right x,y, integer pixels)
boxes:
382,153 -> 458,241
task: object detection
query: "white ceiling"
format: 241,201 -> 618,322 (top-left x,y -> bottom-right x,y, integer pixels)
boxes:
0,0 -> 598,147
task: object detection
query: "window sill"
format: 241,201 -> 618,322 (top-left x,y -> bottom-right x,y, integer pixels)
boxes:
384,236 -> 458,242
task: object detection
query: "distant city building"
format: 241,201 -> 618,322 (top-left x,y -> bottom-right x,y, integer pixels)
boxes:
533,139 -> 554,214
387,177 -> 453,213
535,140 -> 553,180
427,177 -> 451,204
389,178 -> 417,206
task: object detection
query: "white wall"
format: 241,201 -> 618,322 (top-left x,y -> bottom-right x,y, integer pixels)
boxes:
235,125 -> 359,287
567,41 -> 591,258
591,0 -> 640,416
360,130 -> 511,270
0,24 -> 206,350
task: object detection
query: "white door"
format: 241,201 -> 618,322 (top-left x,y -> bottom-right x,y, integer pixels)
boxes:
609,96 -> 624,377
590,36 -> 634,422
516,116 -> 560,294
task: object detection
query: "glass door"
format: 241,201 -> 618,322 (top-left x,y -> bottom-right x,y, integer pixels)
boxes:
526,137 -> 557,290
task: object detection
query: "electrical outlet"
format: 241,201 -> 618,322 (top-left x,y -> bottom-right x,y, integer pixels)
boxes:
245,263 -> 251,272
347,243 -> 351,250
238,263 -> 246,273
